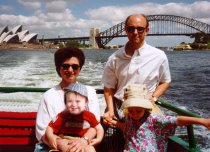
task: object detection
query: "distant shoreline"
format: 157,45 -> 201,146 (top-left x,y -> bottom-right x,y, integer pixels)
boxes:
1,43 -> 210,51
0,43 -> 58,51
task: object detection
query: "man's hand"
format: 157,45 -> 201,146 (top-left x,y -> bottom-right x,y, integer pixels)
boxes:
104,117 -> 118,127
103,111 -> 114,125
148,95 -> 157,104
89,137 -> 102,146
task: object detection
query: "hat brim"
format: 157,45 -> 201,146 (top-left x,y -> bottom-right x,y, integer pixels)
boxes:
122,98 -> 153,110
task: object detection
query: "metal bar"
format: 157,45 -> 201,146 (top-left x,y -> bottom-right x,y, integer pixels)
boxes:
156,99 -> 201,152
168,136 -> 190,151
0,87 -> 200,118
0,87 -> 49,93
187,125 -> 200,152
0,87 -> 200,117
156,99 -> 201,118
0,87 -> 104,94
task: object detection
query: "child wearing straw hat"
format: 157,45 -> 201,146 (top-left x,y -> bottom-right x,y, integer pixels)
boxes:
105,84 -> 210,152
45,83 -> 104,152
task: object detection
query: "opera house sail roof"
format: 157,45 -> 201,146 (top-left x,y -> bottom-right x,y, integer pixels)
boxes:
0,26 -> 9,36
11,25 -> 22,34
0,25 -> 38,44
22,33 -> 38,42
3,34 -> 19,43
18,30 -> 29,41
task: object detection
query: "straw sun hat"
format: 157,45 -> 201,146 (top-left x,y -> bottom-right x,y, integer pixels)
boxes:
122,84 -> 153,111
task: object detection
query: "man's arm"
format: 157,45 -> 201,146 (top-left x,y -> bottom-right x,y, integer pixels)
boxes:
176,116 -> 210,129
103,87 -> 115,123
149,82 -> 170,103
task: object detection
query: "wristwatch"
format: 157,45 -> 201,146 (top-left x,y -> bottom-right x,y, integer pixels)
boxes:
82,136 -> 90,144
152,95 -> 158,102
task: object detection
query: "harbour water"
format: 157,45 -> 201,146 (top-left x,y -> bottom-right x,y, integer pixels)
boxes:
0,48 -> 209,151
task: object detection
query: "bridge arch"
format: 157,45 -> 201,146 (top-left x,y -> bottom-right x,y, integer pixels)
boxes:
96,15 -> 210,48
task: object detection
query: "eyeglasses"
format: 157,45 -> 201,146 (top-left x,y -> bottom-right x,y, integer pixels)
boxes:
126,26 -> 146,33
61,64 -> 80,70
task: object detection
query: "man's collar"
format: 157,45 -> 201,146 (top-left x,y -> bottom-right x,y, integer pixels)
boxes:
136,41 -> 147,56
123,41 -> 147,57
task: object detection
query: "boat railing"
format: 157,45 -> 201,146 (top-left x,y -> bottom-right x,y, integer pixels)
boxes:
0,87 -> 201,152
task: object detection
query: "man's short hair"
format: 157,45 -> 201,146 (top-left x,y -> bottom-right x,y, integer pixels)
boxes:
125,14 -> 149,28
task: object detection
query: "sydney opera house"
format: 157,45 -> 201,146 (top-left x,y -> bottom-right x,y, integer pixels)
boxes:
0,25 -> 38,44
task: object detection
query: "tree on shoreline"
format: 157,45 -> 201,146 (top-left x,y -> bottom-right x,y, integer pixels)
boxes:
189,33 -> 210,50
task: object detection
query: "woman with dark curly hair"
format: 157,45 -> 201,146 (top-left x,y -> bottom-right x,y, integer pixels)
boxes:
35,46 -> 100,152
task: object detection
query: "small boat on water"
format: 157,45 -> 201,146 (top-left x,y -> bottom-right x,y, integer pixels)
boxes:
0,87 -> 202,152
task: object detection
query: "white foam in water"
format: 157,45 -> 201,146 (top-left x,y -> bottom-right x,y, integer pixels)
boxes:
0,92 -> 41,112
35,79 -> 58,88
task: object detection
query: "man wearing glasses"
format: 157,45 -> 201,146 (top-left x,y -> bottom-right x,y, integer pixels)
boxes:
102,14 -> 171,151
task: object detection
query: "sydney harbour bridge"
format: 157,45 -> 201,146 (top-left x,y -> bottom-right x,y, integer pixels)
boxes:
40,15 -> 210,48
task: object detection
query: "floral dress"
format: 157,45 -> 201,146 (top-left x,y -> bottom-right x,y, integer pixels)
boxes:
124,112 -> 177,152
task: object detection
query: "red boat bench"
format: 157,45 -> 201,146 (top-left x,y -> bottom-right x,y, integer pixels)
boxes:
0,111 -> 122,152
0,111 -> 37,152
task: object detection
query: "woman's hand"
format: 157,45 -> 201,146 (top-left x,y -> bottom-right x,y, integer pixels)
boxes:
89,137 -> 102,146
57,139 -> 70,152
67,138 -> 88,152
48,135 -> 58,149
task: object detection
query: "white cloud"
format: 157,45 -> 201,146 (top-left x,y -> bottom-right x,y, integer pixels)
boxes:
18,0 -> 41,9
85,1 -> 210,24
34,10 -> 48,21
85,6 -> 126,23
46,1 -> 67,13
190,1 -> 210,18
0,14 -> 43,27
46,9 -> 75,21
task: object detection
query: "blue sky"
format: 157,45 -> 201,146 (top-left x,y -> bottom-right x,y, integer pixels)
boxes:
0,0 -> 210,47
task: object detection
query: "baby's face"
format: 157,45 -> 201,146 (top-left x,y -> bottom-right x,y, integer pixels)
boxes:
127,107 -> 145,120
65,92 -> 87,115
